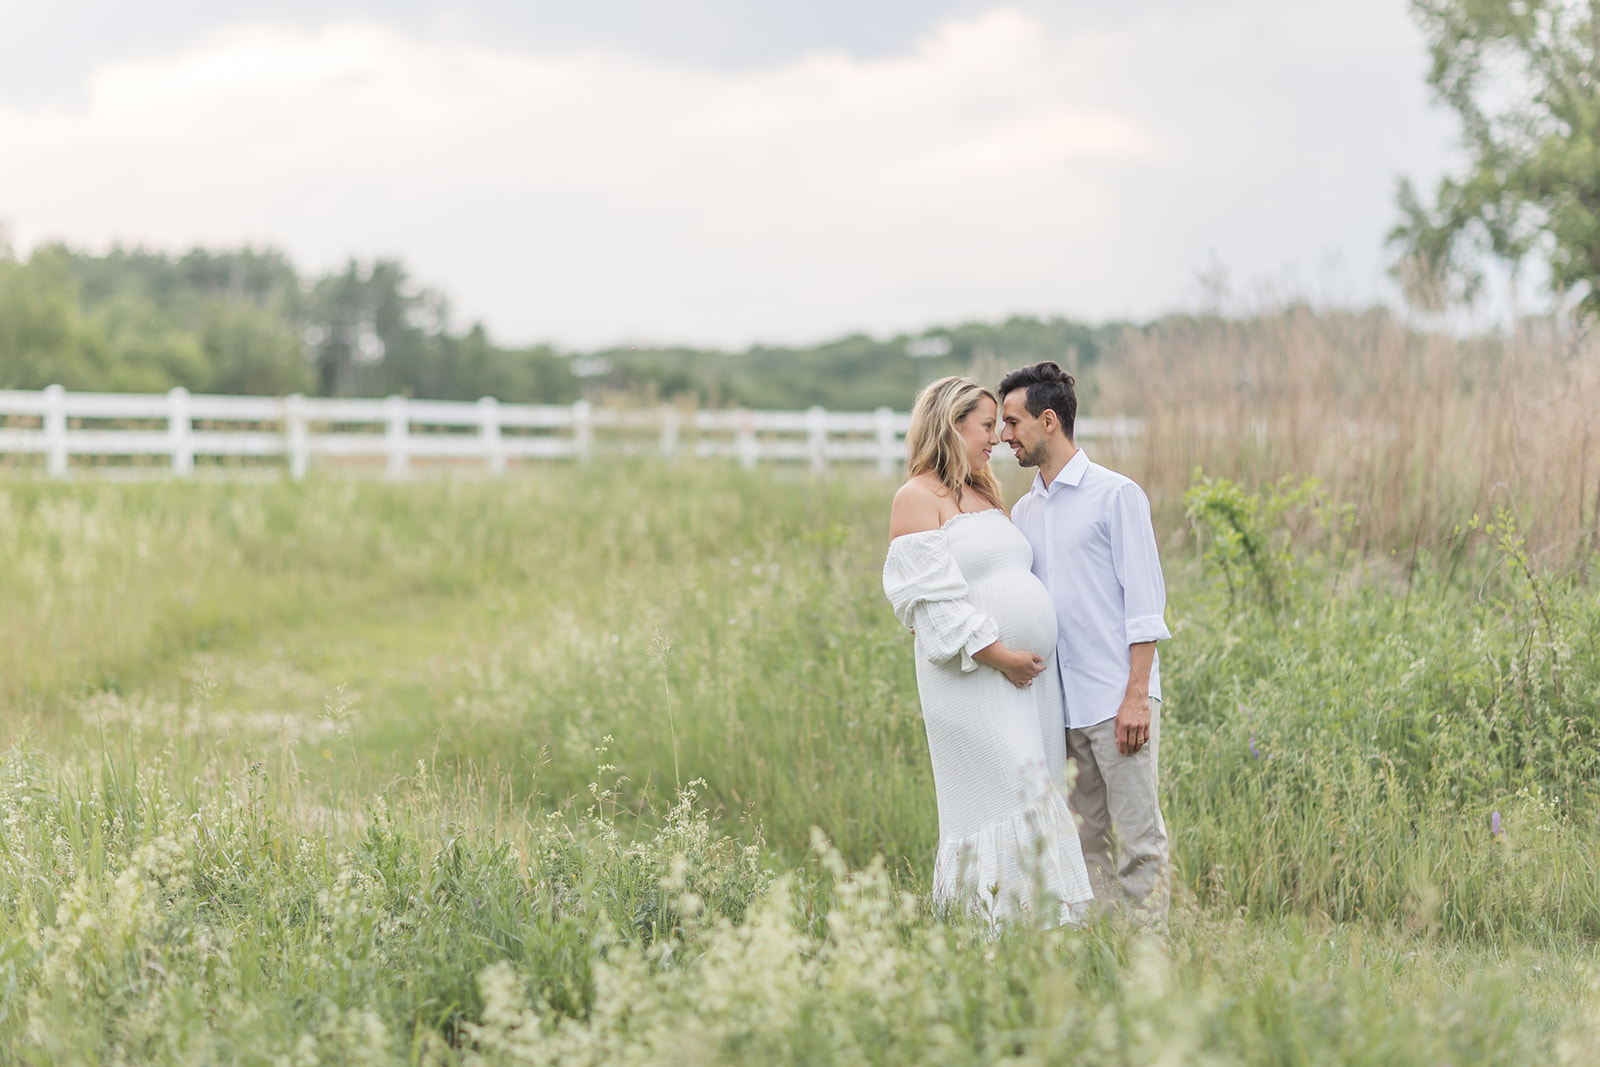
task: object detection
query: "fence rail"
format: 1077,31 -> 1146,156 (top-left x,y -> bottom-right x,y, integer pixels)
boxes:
0,386 -> 1142,479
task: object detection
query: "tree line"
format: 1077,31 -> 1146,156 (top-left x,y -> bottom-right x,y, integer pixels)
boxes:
0,242 -> 1115,410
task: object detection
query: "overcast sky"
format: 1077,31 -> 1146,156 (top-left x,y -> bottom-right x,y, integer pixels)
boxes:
0,1 -> 1458,348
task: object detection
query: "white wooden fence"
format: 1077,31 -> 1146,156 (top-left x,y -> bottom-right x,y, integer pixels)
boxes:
0,386 -> 1141,479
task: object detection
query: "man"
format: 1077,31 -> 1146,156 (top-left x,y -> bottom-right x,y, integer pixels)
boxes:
998,361 -> 1171,920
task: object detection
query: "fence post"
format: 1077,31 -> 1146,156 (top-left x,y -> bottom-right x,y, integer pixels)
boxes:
478,396 -> 504,475
385,395 -> 410,480
807,405 -> 828,473
572,399 -> 593,463
168,386 -> 193,476
875,406 -> 897,477
659,405 -> 680,461
44,384 -> 67,479
285,394 -> 309,480
736,409 -> 757,469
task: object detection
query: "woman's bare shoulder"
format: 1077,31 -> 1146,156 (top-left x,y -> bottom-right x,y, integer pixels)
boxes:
894,472 -> 949,501
889,476 -> 949,538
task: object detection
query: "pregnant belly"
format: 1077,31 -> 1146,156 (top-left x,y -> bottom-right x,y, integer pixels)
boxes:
969,575 -> 1057,660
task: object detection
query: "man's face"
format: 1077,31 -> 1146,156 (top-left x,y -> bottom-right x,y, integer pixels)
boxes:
1001,391 -> 1050,468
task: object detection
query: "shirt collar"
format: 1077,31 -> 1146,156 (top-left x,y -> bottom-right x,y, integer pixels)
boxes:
1032,447 -> 1089,497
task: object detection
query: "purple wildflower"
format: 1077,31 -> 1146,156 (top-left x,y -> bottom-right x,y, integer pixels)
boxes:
1491,811 -> 1504,841
1249,735 -> 1261,759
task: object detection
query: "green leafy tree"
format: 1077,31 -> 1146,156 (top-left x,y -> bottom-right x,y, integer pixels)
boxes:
305,259 -> 461,398
201,301 -> 313,396
1392,0 -> 1600,314
0,247 -> 106,389
90,290 -> 211,392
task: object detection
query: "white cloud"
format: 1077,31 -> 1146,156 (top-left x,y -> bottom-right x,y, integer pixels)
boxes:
0,6 -> 1452,347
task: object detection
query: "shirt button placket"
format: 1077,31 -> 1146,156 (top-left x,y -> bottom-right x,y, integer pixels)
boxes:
1042,489 -> 1053,583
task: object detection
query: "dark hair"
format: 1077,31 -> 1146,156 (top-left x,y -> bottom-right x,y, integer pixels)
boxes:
997,361 -> 1077,439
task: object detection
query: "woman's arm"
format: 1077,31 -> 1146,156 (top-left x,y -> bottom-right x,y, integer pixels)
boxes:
972,642 -> 1046,688
884,489 -> 1043,687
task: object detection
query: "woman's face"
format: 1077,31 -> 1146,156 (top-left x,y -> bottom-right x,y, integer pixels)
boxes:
956,395 -> 1000,474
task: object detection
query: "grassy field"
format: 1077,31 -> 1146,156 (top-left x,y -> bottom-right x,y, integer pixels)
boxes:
2,465 -> 1599,1064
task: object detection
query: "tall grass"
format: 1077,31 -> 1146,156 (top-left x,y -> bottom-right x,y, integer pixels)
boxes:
5,471 -> 1598,899
4,742 -> 1593,1065
1092,308 -> 1600,566
2,458 -> 1598,1060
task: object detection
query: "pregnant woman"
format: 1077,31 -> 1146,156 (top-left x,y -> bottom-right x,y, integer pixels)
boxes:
883,376 -> 1093,928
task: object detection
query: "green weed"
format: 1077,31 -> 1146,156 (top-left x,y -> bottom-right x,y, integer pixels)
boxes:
2,467 -> 1598,1062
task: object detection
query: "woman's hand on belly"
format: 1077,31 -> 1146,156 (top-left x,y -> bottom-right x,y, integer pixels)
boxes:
971,641 -> 1048,688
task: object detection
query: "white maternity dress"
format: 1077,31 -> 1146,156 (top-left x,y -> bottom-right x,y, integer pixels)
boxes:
882,509 -> 1093,928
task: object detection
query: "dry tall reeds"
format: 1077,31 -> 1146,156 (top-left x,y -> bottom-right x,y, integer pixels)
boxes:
1089,306 -> 1600,567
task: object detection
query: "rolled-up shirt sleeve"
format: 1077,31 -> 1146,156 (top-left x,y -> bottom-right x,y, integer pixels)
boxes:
882,531 -> 1000,672
1107,481 -> 1172,645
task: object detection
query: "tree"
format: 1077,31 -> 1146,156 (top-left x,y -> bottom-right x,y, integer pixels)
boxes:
202,301 -> 313,396
1392,0 -> 1600,316
305,259 -> 455,398
0,248 -> 106,389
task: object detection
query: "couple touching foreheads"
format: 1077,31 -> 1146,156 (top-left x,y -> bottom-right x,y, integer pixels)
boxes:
882,361 -> 1171,929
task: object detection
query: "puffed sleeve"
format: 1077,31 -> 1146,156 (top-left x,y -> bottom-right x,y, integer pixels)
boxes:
882,531 -> 1000,672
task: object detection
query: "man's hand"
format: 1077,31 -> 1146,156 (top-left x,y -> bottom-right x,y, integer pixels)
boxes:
1115,693 -> 1152,756
1117,641 -> 1157,755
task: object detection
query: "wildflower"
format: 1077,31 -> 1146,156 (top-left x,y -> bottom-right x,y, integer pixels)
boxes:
1249,735 -> 1260,759
1491,811 -> 1505,841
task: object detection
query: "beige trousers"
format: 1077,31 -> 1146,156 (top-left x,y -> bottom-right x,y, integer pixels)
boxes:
1064,697 -> 1169,921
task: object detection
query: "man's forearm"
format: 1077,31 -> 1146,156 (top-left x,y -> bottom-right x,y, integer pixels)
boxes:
1125,641 -> 1156,698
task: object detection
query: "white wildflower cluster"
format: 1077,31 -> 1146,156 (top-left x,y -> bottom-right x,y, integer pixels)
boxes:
308,856 -> 403,983
34,832 -> 189,996
22,822 -> 254,1062
462,882 -> 816,1067
622,776 -> 771,936
465,831 -> 934,1067
0,782 -> 29,838
464,826 -> 1222,1067
277,1003 -> 394,1067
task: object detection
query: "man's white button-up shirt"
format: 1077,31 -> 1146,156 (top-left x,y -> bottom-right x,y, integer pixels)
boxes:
1011,448 -> 1171,730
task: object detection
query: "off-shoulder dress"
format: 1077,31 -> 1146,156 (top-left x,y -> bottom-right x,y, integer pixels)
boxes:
882,508 -> 1093,928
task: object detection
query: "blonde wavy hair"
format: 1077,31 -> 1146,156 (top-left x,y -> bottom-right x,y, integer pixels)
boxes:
905,376 -> 1003,510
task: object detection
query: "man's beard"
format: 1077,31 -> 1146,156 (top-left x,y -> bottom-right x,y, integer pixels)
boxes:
1013,441 -> 1048,468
